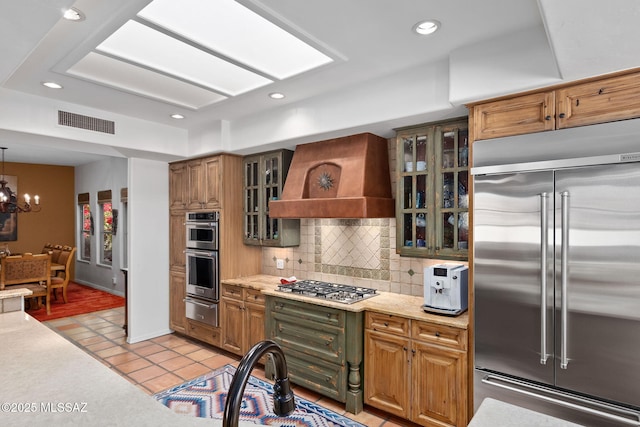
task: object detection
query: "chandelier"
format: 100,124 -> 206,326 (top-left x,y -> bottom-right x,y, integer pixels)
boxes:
0,147 -> 41,213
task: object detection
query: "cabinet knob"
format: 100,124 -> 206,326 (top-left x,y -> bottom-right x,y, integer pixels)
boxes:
435,331 -> 440,337
411,349 -> 416,355
403,346 -> 408,352
383,322 -> 389,327
558,113 -> 566,119
545,115 -> 552,121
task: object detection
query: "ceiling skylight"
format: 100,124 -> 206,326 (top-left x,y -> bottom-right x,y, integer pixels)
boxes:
63,0 -> 335,113
96,20 -> 271,96
68,52 -> 227,109
137,0 -> 333,80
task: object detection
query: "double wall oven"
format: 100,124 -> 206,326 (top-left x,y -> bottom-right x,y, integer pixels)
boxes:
184,211 -> 220,327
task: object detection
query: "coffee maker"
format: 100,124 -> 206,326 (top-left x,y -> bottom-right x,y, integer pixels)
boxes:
423,264 -> 468,316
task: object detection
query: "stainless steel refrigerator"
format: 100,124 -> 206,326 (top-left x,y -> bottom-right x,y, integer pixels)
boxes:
472,120 -> 640,426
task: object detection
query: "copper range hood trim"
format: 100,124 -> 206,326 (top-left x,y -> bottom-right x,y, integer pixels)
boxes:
269,133 -> 395,219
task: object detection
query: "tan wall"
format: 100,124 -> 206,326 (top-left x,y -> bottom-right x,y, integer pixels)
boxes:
1,162 -> 75,276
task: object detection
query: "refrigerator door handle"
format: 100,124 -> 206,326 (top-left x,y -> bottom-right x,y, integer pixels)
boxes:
539,192 -> 549,365
560,191 -> 570,369
481,374 -> 640,426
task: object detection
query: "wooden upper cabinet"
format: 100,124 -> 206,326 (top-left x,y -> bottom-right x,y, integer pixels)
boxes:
556,72 -> 640,129
169,162 -> 188,210
186,156 -> 222,210
473,91 -> 555,140
471,69 -> 640,141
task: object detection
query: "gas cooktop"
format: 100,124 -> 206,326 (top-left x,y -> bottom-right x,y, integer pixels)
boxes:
276,280 -> 379,304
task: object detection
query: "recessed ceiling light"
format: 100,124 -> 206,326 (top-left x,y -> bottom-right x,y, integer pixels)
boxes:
413,20 -> 440,35
42,82 -> 63,89
269,92 -> 285,100
63,8 -> 85,21
170,113 -> 185,119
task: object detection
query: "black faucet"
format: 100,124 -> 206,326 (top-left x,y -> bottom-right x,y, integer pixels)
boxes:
222,340 -> 295,427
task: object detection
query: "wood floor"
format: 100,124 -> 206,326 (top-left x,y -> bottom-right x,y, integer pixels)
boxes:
44,307 -> 412,427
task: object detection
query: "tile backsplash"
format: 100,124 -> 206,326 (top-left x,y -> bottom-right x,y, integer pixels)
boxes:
260,137 -> 468,297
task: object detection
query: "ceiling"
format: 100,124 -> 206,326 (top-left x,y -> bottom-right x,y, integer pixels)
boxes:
2,0 -> 640,166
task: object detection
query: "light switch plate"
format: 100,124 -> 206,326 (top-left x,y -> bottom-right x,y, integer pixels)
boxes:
276,259 -> 285,269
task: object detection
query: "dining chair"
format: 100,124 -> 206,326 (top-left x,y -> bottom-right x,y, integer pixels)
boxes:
0,253 -> 52,314
51,245 -> 76,303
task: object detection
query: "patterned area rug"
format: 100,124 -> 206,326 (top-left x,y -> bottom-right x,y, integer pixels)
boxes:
154,364 -> 365,426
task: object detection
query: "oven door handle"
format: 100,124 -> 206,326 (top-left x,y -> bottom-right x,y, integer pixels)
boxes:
184,297 -> 216,308
185,250 -> 216,257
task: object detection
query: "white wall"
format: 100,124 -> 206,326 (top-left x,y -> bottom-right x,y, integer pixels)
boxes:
75,157 -> 128,295
126,157 -> 170,344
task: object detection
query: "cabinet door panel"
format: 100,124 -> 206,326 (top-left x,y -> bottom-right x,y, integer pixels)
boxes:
169,212 -> 186,271
169,272 -> 186,333
557,72 -> 640,129
220,298 -> 244,355
364,330 -> 410,418
245,302 -> 265,350
187,160 -> 205,210
473,92 -> 555,140
169,163 -> 188,210
412,342 -> 466,427
203,157 -> 221,208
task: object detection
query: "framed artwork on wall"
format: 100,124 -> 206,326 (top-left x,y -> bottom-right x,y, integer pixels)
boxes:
0,175 -> 18,242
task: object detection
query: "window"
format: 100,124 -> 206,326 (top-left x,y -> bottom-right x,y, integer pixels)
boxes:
78,193 -> 91,261
98,190 -> 113,265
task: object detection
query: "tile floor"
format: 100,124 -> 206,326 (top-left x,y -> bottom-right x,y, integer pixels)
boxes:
44,307 -> 414,427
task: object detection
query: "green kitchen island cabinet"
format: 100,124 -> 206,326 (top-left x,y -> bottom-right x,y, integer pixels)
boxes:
264,295 -> 364,414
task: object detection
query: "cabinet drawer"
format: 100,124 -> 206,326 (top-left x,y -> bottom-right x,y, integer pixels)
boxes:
365,312 -> 409,336
221,284 -> 242,300
271,297 -> 345,328
245,288 -> 265,305
411,321 -> 467,351
271,313 -> 344,364
187,319 -> 221,347
282,347 -> 346,402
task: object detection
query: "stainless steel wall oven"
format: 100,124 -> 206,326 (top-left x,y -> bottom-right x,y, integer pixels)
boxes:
185,212 -> 220,327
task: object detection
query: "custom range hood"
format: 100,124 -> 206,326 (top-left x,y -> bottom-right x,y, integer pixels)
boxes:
269,133 -> 395,218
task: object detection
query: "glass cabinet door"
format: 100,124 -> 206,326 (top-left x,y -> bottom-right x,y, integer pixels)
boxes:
399,132 -> 432,252
396,118 -> 468,260
437,125 -> 469,255
262,154 -> 280,244
243,150 -> 300,247
244,157 -> 260,243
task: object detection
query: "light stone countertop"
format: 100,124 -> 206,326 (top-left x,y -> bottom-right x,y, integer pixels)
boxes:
0,288 -> 32,299
469,398 -> 584,427
0,311 -> 254,427
222,274 -> 469,329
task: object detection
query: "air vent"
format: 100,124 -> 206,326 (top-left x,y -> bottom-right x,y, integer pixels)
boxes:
58,110 -> 115,134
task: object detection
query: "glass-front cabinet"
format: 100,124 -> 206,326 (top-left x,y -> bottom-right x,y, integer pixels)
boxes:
243,150 -> 299,247
396,118 -> 468,260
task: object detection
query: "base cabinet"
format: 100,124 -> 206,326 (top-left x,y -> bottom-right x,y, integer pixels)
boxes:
169,272 -> 186,334
220,284 -> 265,356
265,296 -> 364,414
186,319 -> 220,347
365,312 -> 468,427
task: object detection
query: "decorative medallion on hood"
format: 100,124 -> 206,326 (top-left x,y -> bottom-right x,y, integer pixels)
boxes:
269,133 -> 395,218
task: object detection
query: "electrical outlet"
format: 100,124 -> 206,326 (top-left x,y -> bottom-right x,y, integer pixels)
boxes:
276,259 -> 285,269
112,277 -> 117,286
